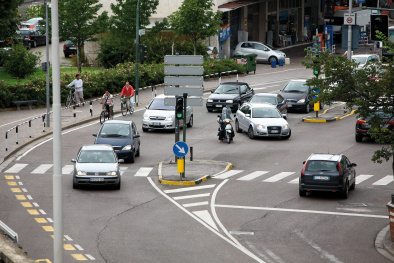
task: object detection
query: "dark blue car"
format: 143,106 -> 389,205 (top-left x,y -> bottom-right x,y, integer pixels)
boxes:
93,120 -> 140,163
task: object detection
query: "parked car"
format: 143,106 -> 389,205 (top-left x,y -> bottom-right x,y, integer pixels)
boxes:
142,94 -> 193,132
249,93 -> 288,115
355,111 -> 394,142
299,153 -> 357,199
235,102 -> 290,139
20,17 -> 43,30
206,82 -> 254,112
13,34 -> 33,50
206,46 -> 218,59
93,120 -> 140,163
352,54 -> 380,69
63,40 -> 77,58
16,29 -> 46,47
234,41 -> 286,64
71,144 -> 122,190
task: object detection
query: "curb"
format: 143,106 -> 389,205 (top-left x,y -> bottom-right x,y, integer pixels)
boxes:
302,102 -> 355,123
375,225 -> 394,261
158,161 -> 233,186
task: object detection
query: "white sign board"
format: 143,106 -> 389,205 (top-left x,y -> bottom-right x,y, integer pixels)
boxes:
344,14 -> 356,25
139,29 -> 145,36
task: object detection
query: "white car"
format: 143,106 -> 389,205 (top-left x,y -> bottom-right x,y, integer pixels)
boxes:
352,54 -> 379,69
235,102 -> 291,139
233,42 -> 286,64
142,94 -> 193,132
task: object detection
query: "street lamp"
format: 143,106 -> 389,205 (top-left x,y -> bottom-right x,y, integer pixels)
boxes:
135,0 -> 141,107
45,0 -> 51,127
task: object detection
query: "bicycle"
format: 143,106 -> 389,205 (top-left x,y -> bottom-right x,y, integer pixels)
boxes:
100,103 -> 111,124
66,88 -> 77,107
120,96 -> 133,116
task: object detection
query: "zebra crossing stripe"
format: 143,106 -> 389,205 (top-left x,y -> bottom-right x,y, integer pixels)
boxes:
5,164 -> 28,173
134,167 -> 153,177
288,178 -> 299,184
237,171 -> 269,181
372,175 -> 394,186
120,167 -> 128,176
213,170 -> 243,179
356,174 -> 374,185
62,165 -> 74,175
263,172 -> 295,182
31,164 -> 53,174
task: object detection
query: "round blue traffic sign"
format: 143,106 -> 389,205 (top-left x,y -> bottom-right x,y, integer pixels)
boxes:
173,141 -> 189,157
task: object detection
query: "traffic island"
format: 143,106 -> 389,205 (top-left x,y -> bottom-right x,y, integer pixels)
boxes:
158,160 -> 232,186
375,201 -> 394,261
302,102 -> 355,123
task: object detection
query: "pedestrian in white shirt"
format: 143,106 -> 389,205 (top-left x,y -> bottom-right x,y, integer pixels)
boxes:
68,74 -> 84,106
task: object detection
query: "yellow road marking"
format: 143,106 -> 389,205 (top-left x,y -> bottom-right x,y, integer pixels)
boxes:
27,209 -> 39,215
5,175 -> 14,179
7,182 -> 17,186
64,244 -> 76,250
42,226 -> 54,232
11,188 -> 21,192
50,235 -> 66,241
35,260 -> 52,263
21,202 -> 33,207
71,254 -> 88,260
35,218 -> 48,223
15,195 -> 26,200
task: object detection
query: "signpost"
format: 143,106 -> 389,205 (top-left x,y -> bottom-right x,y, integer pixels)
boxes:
173,141 -> 189,179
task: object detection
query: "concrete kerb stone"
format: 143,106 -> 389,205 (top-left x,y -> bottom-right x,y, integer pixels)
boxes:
0,230 -> 34,263
158,160 -> 233,186
302,102 -> 355,123
375,225 -> 394,262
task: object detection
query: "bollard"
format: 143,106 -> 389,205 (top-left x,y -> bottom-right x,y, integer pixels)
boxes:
42,115 -> 46,132
16,125 -> 18,144
29,120 -> 31,138
219,73 -> 221,85
73,106 -> 76,122
237,74 -> 239,82
5,131 -> 8,151
90,101 -> 93,117
155,85 -> 157,97
190,146 -> 193,161
278,59 -> 284,66
271,60 -> 276,68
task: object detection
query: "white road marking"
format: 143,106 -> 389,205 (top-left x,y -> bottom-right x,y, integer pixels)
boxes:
47,218 -> 53,223
119,166 -> 128,176
15,176 -> 20,179
164,184 -> 216,194
294,229 -> 343,263
288,178 -> 299,184
62,165 -> 74,175
263,172 -> 295,182
213,170 -> 243,179
173,193 -> 210,200
64,235 -> 73,241
27,195 -> 33,200
356,174 -> 374,184
229,231 -> 254,235
264,248 -> 286,263
237,171 -> 269,181
372,175 -> 393,185
192,210 -> 219,231
74,244 -> 84,250
31,164 -> 53,174
245,241 -> 274,263
39,209 -> 46,215
85,254 -> 95,260
134,167 -> 153,177
4,164 -> 28,173
18,182 -> 23,185
22,188 -> 27,192
215,204 -> 388,219
33,202 -> 39,207
183,201 -> 209,207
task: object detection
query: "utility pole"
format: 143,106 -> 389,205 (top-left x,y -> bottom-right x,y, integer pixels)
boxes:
347,0 -> 353,60
134,0 -> 140,107
46,0 -> 50,127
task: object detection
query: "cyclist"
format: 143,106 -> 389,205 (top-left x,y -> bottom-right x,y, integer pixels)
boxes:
121,81 -> 135,112
100,90 -> 114,119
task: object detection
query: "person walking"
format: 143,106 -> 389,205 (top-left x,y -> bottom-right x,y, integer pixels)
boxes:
68,74 -> 84,106
121,81 -> 135,112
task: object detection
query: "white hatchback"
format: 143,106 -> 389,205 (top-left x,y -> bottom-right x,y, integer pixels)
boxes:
234,42 -> 286,64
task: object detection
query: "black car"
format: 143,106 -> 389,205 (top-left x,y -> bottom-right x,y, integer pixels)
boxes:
299,153 -> 357,199
16,29 -> 46,47
206,82 -> 254,112
63,40 -> 77,58
355,111 -> 394,142
279,79 -> 323,113
249,93 -> 288,115
93,120 -> 141,163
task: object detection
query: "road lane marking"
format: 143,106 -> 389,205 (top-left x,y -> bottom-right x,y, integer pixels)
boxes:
213,170 -> 243,179
75,244 -> 84,251
21,202 -> 33,207
120,167 -> 128,176
11,188 -> 21,192
5,164 -> 28,173
64,235 -> 73,241
164,184 -> 216,194
192,210 -> 218,231
33,202 -> 39,207
35,218 -> 48,223
372,175 -> 393,185
15,176 -> 20,179
62,165 -> 74,175
288,178 -> 299,184
18,182 -> 23,185
215,204 -> 388,219
27,209 -> 39,215
42,226 -> 54,231
22,188 -> 27,192
27,195 -> 33,200
47,218 -> 54,223
134,167 -> 153,177
356,174 -> 374,184
7,181 -> 17,186
39,209 -> 46,215
64,244 -> 76,250
71,254 -> 87,260
85,254 -> 95,260
229,231 -> 254,235
31,164 -> 53,174
183,201 -> 209,207
15,195 -> 26,200
173,193 -> 210,200
5,175 -> 14,179
263,172 -> 295,182
237,171 -> 269,181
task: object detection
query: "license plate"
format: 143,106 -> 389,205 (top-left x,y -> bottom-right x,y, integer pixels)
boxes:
90,178 -> 104,182
152,122 -> 161,126
288,104 -> 292,107
313,176 -> 329,180
69,47 -> 77,50
270,130 -> 279,133
216,105 -> 222,107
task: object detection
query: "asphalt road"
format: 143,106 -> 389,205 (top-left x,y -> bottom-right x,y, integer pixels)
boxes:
1,64 -> 393,262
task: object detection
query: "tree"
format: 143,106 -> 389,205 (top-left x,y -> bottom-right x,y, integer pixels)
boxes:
168,0 -> 221,55
301,34 -> 394,167
0,0 -> 24,41
4,42 -> 40,78
59,0 -> 109,72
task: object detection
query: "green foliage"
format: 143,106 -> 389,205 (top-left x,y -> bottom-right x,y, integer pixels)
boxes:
3,42 -> 40,79
0,0 -> 24,40
26,5 -> 41,19
168,0 -> 221,55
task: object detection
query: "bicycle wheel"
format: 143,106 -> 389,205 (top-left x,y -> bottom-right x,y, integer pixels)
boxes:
66,94 -> 72,107
121,102 -> 127,116
100,111 -> 106,124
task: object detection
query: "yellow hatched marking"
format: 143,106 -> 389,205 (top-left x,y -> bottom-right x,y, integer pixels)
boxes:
15,195 -> 26,200
71,254 -> 87,260
11,188 -> 21,192
5,175 -> 14,179
8,181 -> 17,186
35,218 -> 48,223
42,226 -> 54,232
27,209 -> 39,215
21,202 -> 33,207
64,244 -> 76,250
50,235 -> 66,241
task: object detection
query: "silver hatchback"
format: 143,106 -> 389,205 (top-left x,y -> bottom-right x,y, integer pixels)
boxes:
234,42 -> 286,64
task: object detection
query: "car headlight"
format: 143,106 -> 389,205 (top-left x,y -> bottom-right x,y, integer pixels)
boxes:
207,99 -> 213,103
283,124 -> 290,129
166,115 -> 174,121
143,114 -> 149,120
226,100 -> 233,103
77,171 -> 86,176
122,145 -> 131,150
256,124 -> 266,129
107,171 -> 117,176
297,98 -> 306,103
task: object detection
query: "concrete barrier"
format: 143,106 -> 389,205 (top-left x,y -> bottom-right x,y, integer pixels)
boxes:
0,229 -> 34,263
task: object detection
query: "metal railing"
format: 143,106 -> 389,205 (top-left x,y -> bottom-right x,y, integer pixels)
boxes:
0,220 -> 18,243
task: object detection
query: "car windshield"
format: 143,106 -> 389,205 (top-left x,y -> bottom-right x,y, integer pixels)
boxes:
17,30 -> 31,37
215,85 -> 239,94
99,123 -> 130,137
366,111 -> 393,120
352,57 -> 368,64
250,96 -> 276,105
252,107 -> 281,118
264,43 -> 276,50
283,81 -> 308,93
148,98 -> 175,110
78,150 -> 116,163
306,161 -> 338,172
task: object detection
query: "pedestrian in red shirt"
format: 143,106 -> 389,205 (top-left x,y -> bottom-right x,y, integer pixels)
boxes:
121,82 -> 135,112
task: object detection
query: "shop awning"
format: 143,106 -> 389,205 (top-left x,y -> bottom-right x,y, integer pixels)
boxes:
218,1 -> 260,12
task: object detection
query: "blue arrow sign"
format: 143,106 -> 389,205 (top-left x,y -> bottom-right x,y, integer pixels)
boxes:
173,141 -> 188,157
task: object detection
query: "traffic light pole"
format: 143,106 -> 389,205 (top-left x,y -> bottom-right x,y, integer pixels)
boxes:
135,0 -> 140,107
181,93 -> 187,178
347,0 -> 352,61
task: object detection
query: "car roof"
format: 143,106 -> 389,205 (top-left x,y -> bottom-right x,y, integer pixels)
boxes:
81,144 -> 114,151
101,120 -> 132,125
247,102 -> 277,108
155,94 -> 175,99
352,54 -> 373,58
253,93 -> 277,97
308,153 -> 342,161
288,79 -> 307,83
221,82 -> 248,85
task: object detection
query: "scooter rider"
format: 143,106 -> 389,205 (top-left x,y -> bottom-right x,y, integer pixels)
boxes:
218,106 -> 235,142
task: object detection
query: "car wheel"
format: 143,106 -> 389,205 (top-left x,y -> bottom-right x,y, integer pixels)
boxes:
282,130 -> 291,140
355,134 -> 363,142
142,127 -> 149,132
269,56 -> 278,64
28,42 -> 31,50
121,103 -> 127,116
235,119 -> 242,133
207,109 -> 213,112
73,181 -> 78,189
187,115 -> 193,127
248,126 -> 255,139
128,150 -> 135,163
341,181 -> 349,199
114,179 -> 121,190
305,104 -> 310,113
135,145 -> 140,157
299,185 -> 306,197
33,40 -> 37,47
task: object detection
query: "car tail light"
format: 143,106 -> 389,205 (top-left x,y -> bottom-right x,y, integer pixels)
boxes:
233,47 -> 236,50
338,162 -> 343,177
301,161 -> 308,175
28,37 -> 31,40
63,44 -> 66,51
386,121 -> 394,125
356,119 -> 366,124
29,25 -> 34,28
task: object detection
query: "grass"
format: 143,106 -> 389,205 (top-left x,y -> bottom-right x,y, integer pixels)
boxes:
0,67 -> 103,85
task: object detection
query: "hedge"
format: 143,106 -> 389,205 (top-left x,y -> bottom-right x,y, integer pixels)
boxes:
0,58 -> 246,108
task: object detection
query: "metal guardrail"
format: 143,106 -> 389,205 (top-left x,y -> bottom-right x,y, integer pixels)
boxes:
0,220 -> 18,243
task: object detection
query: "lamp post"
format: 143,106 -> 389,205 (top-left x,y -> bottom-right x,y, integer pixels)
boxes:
347,0 -> 352,60
46,0 -> 50,127
134,0 -> 140,107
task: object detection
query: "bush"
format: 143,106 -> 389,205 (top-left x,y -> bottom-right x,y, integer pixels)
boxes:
3,42 -> 40,79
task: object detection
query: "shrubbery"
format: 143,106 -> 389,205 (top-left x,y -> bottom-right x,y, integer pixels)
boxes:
3,42 -> 40,79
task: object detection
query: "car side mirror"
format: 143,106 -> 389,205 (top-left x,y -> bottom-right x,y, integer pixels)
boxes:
134,134 -> 140,138
303,161 -> 306,164
234,114 -> 236,118
245,114 -> 250,118
264,49 -> 269,51
352,163 -> 357,167
92,133 -> 97,137
211,90 -> 214,93
118,159 -> 124,163
71,159 -> 76,163
217,115 -> 221,117
282,114 -> 287,120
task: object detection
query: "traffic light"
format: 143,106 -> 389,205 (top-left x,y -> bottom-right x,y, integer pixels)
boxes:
139,44 -> 147,63
313,57 -> 320,77
175,97 -> 184,120
370,15 -> 389,41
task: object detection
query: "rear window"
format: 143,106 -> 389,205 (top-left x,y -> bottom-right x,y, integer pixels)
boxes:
250,96 -> 276,104
306,161 -> 338,172
65,40 -> 74,45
